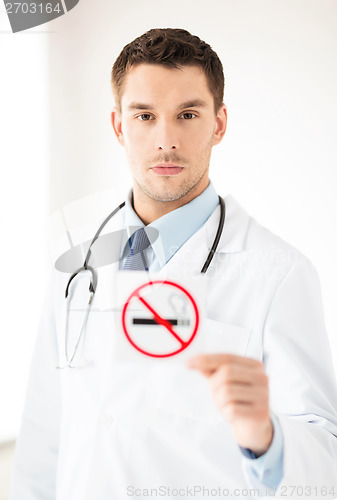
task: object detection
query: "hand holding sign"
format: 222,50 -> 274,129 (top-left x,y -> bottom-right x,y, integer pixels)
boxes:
187,353 -> 273,456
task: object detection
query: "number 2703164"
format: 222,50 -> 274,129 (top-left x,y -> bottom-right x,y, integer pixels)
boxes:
5,3 -> 62,14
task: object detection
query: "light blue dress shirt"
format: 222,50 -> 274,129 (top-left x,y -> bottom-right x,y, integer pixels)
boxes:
121,180 -> 284,490
121,182 -> 219,271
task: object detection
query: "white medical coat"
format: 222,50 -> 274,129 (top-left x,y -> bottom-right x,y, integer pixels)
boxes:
9,195 -> 337,499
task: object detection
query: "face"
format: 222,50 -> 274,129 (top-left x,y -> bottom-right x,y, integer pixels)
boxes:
111,64 -> 227,215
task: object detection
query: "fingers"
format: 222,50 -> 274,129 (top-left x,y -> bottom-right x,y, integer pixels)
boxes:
219,400 -> 270,425
209,363 -> 267,388
186,353 -> 262,376
212,380 -> 269,406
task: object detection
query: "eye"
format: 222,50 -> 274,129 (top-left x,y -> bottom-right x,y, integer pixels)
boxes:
179,112 -> 197,120
137,114 -> 154,121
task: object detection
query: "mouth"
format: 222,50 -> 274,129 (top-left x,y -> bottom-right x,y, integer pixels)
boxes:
151,163 -> 184,176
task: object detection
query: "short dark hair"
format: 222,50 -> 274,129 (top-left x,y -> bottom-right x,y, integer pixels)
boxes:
111,28 -> 224,113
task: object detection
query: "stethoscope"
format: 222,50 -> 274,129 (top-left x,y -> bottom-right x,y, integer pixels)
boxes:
58,195 -> 226,369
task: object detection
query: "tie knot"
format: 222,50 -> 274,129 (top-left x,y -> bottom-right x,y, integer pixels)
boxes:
127,227 -> 151,255
123,227 -> 151,271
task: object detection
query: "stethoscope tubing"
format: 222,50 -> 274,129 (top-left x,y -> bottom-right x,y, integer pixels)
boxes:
65,196 -> 225,297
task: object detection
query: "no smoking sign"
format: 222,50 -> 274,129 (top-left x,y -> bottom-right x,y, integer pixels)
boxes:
117,275 -> 205,361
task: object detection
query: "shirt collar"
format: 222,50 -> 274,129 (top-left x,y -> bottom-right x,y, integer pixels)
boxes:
124,181 -> 219,268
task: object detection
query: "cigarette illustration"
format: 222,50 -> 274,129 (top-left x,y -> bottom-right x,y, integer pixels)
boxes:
132,318 -> 190,326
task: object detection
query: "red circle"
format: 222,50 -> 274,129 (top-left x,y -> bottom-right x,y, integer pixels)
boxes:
121,280 -> 199,358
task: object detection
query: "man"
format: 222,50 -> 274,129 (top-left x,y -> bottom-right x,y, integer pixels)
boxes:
10,28 -> 337,499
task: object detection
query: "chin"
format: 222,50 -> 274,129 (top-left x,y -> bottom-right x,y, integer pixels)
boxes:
136,174 -> 206,204
145,183 -> 195,203
148,191 -> 186,203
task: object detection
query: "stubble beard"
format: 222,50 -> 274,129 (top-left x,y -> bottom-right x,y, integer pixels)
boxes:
130,146 -> 213,203
135,172 -> 208,203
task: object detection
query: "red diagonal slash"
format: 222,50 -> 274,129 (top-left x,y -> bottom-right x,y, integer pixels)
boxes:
135,294 -> 187,347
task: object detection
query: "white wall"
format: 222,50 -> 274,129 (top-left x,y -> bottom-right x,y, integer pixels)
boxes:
0,9 -> 48,440
1,0 -> 337,441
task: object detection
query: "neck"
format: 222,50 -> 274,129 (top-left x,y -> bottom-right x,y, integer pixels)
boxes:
132,179 -> 209,225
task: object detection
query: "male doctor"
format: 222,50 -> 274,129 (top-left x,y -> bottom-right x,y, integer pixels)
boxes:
10,28 -> 337,499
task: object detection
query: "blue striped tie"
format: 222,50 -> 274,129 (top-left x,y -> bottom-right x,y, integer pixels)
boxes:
123,228 -> 151,271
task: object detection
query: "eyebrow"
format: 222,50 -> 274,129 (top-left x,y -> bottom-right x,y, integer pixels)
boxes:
127,102 -> 154,111
126,99 -> 208,111
177,99 -> 208,109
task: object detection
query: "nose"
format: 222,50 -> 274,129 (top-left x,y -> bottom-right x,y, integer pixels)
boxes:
155,120 -> 179,151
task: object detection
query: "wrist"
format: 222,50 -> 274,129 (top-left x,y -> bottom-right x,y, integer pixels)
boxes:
237,418 -> 274,458
250,418 -> 274,457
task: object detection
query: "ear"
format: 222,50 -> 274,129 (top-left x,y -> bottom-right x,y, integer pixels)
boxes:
212,104 -> 227,146
111,107 -> 124,146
